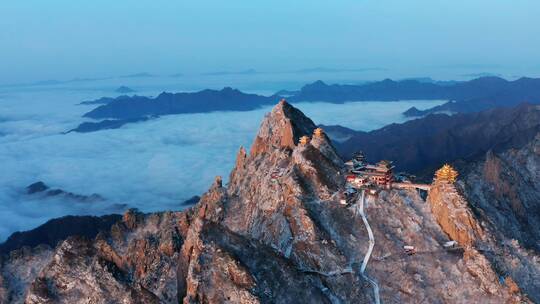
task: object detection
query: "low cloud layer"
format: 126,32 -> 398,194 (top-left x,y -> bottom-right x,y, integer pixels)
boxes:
0,83 -> 444,241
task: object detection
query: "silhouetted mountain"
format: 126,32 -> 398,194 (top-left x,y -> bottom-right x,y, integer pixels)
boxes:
402,106 -> 424,117
27,181 -> 49,194
67,117 -> 150,133
76,76 -> 540,133
26,181 -> 105,202
79,96 -> 118,105
461,72 -> 502,78
290,77 -> 540,113
0,215 -> 121,255
404,77 -> 540,116
83,87 -> 279,120
329,103 -> 540,179
115,86 -> 135,93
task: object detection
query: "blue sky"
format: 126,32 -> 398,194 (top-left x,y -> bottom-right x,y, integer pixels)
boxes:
1,0 -> 539,83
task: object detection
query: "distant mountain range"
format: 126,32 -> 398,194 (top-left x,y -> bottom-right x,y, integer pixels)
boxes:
71,76 -> 540,133
72,88 -> 279,131
290,77 -> 540,115
115,86 -> 135,93
67,117 -> 151,133
326,103 -> 540,179
79,96 -> 119,105
84,87 -> 278,120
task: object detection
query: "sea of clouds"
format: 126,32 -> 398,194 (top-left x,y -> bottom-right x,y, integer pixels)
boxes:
0,79 -> 444,241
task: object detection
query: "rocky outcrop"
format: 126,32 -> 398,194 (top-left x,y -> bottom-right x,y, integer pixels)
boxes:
18,210 -> 185,304
363,190 -> 520,302
427,181 -> 484,248
0,100 -> 535,303
0,245 -> 54,303
459,133 -> 540,301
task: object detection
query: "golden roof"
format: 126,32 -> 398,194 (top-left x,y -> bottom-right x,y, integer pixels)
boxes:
299,135 -> 310,145
313,127 -> 324,137
435,164 -> 458,183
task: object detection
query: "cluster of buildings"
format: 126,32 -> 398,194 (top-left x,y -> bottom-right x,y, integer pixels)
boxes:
345,152 -> 395,189
344,151 -> 459,196
298,127 -> 325,146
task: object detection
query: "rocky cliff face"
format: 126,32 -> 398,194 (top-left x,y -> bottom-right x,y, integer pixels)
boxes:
1,101 -> 536,303
427,181 -> 484,248
458,134 -> 540,301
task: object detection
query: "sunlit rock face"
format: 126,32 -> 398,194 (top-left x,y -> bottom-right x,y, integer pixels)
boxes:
0,101 -> 535,303
459,134 -> 540,302
427,178 -> 484,248
249,100 -> 317,156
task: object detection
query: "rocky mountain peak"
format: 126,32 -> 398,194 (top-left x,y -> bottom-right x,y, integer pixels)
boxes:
231,100 -> 345,201
1,100 -> 536,303
249,99 -> 317,156
427,180 -> 485,248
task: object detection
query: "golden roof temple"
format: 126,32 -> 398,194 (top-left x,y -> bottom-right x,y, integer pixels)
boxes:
299,135 -> 311,145
435,164 -> 458,183
313,127 -> 324,138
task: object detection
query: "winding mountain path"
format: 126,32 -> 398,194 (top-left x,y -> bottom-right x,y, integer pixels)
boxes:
355,190 -> 381,304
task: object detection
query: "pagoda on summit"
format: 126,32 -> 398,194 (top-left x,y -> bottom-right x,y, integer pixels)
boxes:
434,164 -> 458,183
313,127 -> 325,138
299,135 -> 310,145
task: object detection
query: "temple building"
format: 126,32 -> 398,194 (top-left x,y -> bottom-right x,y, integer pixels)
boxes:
346,152 -> 395,188
363,160 -> 395,187
351,151 -> 367,170
313,127 -> 324,138
299,135 -> 310,145
434,164 -> 458,183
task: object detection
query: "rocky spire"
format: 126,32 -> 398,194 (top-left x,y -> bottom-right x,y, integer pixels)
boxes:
231,100 -> 345,201
249,99 -> 317,156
